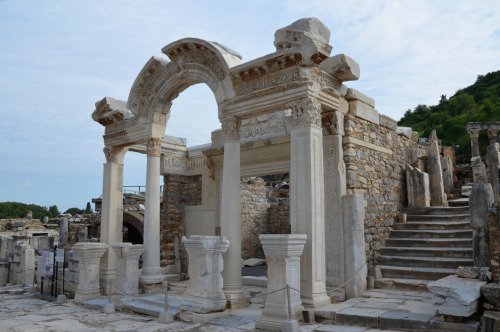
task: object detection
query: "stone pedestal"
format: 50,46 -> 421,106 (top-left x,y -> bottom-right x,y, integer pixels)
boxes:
73,242 -> 108,303
289,97 -> 330,308
472,156 -> 488,184
111,243 -> 144,295
427,132 -> 447,206
59,217 -> 68,247
140,138 -> 165,288
220,118 -> 243,306
180,235 -> 229,313
343,194 -> 368,298
406,164 -> 431,207
469,183 -> 494,267
256,234 -> 307,331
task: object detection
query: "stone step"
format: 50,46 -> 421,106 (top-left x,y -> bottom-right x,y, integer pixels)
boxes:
380,247 -> 473,258
386,238 -> 472,247
378,265 -> 456,280
406,214 -> 470,222
405,206 -> 469,215
394,221 -> 471,230
374,278 -> 431,292
376,255 -> 472,269
448,198 -> 470,206
389,229 -> 472,239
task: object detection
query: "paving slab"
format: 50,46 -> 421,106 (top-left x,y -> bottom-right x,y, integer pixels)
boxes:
336,307 -> 387,327
378,311 -> 433,330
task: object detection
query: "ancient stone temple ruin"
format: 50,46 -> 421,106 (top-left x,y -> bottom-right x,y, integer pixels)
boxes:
91,17 -> 453,311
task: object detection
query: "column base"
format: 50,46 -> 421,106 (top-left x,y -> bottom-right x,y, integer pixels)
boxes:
139,272 -> 165,294
301,293 -> 331,308
223,287 -> 249,309
74,288 -> 100,304
180,291 -> 227,313
256,305 -> 304,331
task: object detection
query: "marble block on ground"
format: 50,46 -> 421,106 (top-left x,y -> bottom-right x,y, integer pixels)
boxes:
428,275 -> 486,317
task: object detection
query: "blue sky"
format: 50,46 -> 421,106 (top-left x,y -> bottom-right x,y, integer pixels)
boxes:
0,0 -> 499,213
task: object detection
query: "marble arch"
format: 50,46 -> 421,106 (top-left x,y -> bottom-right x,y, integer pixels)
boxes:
93,17 -> 399,308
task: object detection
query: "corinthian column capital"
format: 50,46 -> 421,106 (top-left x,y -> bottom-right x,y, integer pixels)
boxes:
221,118 -> 241,141
146,137 -> 162,157
288,97 -> 322,128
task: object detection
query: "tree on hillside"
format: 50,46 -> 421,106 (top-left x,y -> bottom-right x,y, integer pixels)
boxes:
84,202 -> 93,214
48,205 -> 60,218
0,202 -> 51,220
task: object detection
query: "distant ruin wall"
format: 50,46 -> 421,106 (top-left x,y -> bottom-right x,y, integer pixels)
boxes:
240,178 -> 290,260
160,174 -> 202,273
343,113 -> 419,266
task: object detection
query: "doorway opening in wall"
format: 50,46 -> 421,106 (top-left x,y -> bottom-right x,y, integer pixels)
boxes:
240,173 -> 290,278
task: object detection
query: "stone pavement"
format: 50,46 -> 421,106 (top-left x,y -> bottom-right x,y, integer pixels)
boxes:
0,284 -> 480,331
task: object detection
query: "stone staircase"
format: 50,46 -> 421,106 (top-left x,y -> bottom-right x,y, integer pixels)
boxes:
375,205 -> 473,291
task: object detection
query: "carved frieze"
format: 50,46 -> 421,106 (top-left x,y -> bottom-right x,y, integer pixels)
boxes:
164,43 -> 226,81
221,118 -> 241,141
241,111 -> 288,141
379,114 -> 397,131
234,67 -> 303,96
163,154 -> 187,170
146,137 -> 162,157
288,97 -> 322,128
186,155 -> 207,171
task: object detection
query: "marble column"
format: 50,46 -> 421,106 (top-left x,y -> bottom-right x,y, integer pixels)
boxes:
111,243 -> 144,295
140,137 -> 165,288
180,235 -> 229,313
488,130 -> 499,146
288,97 -> 330,308
220,118 -> 243,307
74,242 -> 108,303
100,145 -> 127,293
322,111 -> 347,291
256,234 -> 307,331
469,130 -> 480,158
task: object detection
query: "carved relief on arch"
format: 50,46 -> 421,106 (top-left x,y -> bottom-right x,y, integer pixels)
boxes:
163,42 -> 227,81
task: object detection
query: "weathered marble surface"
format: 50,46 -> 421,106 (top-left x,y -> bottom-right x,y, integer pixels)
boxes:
111,243 -> 144,295
180,235 -> 229,313
73,242 -> 108,303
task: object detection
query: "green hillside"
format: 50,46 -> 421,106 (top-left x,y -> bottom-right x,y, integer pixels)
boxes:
398,70 -> 500,158
0,202 -> 58,220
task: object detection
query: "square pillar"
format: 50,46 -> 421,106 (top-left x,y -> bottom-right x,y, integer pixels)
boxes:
256,234 -> 307,331
322,111 -> 347,290
219,118 -> 244,307
100,145 -> 127,292
180,235 -> 229,313
468,129 -> 480,158
288,97 -> 330,308
73,242 -> 108,303
140,137 -> 165,289
111,243 -> 144,295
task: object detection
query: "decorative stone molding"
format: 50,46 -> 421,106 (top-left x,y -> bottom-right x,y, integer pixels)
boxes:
288,97 -> 322,128
146,138 -> 162,157
320,54 -> 360,82
468,129 -> 480,139
322,111 -> 344,136
221,118 -> 241,141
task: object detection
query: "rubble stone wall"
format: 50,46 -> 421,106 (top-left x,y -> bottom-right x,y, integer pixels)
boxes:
160,174 -> 202,273
343,114 -> 420,266
241,178 -> 290,259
